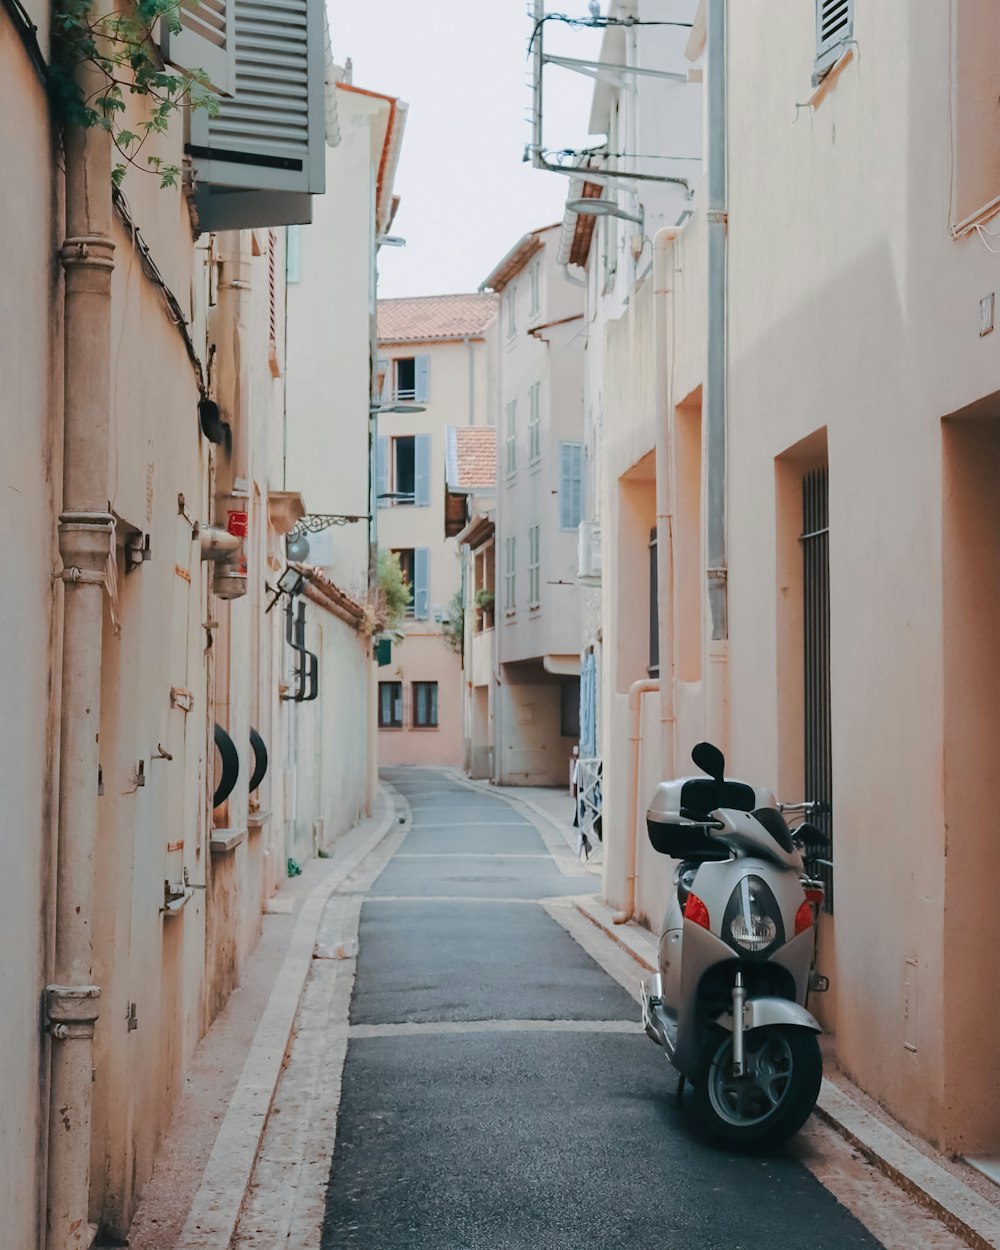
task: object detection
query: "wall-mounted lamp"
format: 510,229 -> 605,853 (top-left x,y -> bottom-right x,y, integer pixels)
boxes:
566,197 -> 644,231
265,565 -> 306,613
370,403 -> 427,415
377,235 -> 407,248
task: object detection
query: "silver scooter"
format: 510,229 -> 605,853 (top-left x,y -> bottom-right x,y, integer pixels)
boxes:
640,742 -> 829,1147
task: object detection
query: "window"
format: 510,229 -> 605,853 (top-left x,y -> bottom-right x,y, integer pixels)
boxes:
505,400 -> 517,476
392,355 -> 430,402
378,434 -> 430,506
412,682 -> 439,728
378,681 -> 403,728
504,535 -> 516,614
528,382 -> 541,463
528,525 -> 540,608
506,285 -> 517,338
391,548 -> 430,620
559,442 -> 584,530
529,260 -> 541,315
814,0 -> 853,78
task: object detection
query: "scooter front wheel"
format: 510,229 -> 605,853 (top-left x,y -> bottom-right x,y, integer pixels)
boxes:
692,1025 -> 822,1149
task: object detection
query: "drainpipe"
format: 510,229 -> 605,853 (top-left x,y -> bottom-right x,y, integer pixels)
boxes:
653,228 -> 679,780
211,233 -> 250,601
46,4 -> 115,1243
705,0 -> 730,751
613,678 -> 660,924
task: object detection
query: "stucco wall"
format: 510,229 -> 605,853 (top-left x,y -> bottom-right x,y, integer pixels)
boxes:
0,19 -> 61,1246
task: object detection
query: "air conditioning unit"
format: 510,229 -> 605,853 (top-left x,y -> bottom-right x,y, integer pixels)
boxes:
577,521 -> 602,584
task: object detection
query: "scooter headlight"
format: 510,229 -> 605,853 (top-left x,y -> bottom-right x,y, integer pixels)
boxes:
722,874 -> 785,957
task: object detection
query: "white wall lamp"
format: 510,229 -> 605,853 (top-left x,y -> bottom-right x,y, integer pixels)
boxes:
566,197 -> 644,232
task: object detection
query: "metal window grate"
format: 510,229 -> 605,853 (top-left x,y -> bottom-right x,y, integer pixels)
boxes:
802,467 -> 833,910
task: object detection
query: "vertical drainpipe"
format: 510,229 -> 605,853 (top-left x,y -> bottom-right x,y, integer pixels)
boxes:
705,0 -> 729,745
46,3 -> 115,1242
654,229 -> 678,780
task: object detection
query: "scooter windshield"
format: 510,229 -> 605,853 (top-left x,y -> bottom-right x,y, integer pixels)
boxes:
750,806 -> 795,853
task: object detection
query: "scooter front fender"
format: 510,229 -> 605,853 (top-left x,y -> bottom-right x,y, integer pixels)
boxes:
716,996 -> 821,1035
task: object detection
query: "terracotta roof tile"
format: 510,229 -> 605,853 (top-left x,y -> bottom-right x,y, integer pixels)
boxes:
445,426 -> 497,491
378,293 -> 498,343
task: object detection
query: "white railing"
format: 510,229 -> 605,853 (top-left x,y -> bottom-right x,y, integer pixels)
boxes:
574,757 -> 603,859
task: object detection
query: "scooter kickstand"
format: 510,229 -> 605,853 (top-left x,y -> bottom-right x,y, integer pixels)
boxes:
674,1074 -> 686,1107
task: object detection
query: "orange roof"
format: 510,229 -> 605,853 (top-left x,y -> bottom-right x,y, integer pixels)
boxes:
446,425 -> 497,492
378,293 -> 498,343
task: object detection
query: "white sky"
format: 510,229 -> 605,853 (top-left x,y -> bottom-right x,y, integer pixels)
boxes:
328,1 -> 604,298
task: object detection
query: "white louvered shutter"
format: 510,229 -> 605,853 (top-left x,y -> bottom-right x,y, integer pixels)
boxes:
413,549 -> 430,620
815,0 -> 853,69
162,0 -> 236,96
414,434 -> 431,507
189,0 -> 326,231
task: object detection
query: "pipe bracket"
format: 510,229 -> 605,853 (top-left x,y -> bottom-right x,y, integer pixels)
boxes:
59,235 -> 115,272
45,985 -> 100,1040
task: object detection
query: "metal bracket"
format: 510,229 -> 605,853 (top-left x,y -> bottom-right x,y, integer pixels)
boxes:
45,984 -> 100,1040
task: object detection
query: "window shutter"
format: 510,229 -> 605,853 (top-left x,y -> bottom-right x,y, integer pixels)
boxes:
377,435 -> 388,504
414,355 -> 430,403
414,434 -> 431,507
188,0 -> 326,232
816,0 -> 853,67
162,0 -> 236,96
376,357 -> 389,403
559,442 -> 584,530
413,548 -> 430,620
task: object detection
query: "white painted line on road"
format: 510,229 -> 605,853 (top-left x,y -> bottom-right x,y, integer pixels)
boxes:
340,1018 -> 640,1040
393,852 -> 552,859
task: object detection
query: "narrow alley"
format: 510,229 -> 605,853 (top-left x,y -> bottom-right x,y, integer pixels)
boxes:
219,771 -> 958,1250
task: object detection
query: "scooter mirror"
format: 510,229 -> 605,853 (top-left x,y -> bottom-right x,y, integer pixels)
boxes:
691,741 -> 725,782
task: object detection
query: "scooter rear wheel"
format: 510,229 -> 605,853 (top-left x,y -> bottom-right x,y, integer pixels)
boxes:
692,1025 -> 821,1149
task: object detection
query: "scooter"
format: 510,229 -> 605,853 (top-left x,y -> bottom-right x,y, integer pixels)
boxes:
640,741 -> 829,1148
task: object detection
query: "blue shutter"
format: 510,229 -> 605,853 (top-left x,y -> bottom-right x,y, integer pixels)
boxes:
560,443 -> 583,529
414,355 -> 430,402
377,435 -> 388,505
413,548 -> 430,619
414,434 -> 431,506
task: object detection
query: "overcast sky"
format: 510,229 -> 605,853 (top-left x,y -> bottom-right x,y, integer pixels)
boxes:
329,1 -> 603,298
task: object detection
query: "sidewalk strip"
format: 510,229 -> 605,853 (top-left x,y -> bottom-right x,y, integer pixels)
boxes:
175,791 -> 400,1250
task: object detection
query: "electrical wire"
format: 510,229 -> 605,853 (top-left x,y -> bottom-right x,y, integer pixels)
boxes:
112,184 -> 206,395
528,11 -> 692,55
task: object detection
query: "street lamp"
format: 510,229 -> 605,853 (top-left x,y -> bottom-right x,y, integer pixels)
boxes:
566,197 -> 644,232
371,403 -> 427,415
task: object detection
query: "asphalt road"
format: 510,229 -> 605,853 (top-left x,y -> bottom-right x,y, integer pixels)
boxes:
321,769 -> 881,1250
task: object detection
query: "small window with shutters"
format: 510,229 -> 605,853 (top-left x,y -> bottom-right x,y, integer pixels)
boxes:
814,0 -> 853,79
185,0 -> 327,232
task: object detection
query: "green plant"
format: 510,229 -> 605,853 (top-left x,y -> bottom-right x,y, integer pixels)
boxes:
474,588 -> 495,612
441,589 -> 464,657
376,550 -> 412,631
50,0 -> 218,188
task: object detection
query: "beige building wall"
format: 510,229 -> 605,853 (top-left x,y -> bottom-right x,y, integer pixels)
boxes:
376,329 -> 492,766
485,227 -> 586,786
595,0 -> 1000,1159
0,6 -> 61,1242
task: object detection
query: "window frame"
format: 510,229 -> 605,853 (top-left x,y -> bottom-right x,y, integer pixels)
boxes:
504,534 -> 516,616
528,381 -> 541,464
378,680 -> 403,729
505,399 -> 517,477
412,681 -> 439,729
528,523 -> 540,610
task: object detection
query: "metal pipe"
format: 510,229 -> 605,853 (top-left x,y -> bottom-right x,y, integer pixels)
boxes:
705,0 -> 728,642
613,678 -> 660,924
653,228 -> 679,780
46,2 -> 115,1240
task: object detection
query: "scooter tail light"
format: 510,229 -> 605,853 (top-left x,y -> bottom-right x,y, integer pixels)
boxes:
805,886 -> 825,907
794,900 -> 814,936
684,892 -> 711,929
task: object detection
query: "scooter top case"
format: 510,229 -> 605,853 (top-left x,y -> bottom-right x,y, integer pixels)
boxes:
645,774 -> 779,861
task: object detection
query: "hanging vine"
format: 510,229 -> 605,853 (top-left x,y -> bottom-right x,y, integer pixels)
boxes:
50,0 -> 218,188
